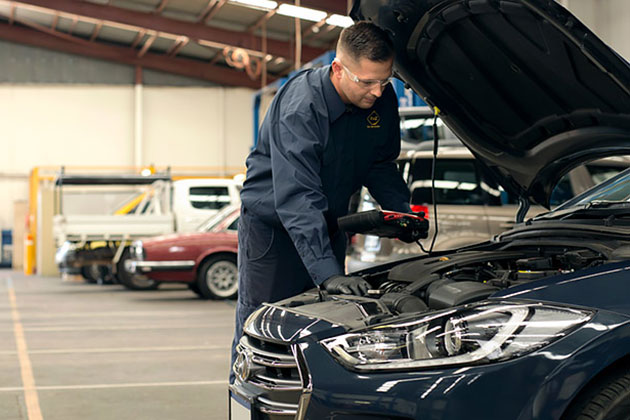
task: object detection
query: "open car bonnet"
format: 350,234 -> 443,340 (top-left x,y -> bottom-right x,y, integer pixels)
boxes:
351,0 -> 630,208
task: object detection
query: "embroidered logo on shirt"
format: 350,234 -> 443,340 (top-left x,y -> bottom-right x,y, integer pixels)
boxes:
367,110 -> 381,128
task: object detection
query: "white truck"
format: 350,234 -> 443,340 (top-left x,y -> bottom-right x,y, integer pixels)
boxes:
53,174 -> 241,290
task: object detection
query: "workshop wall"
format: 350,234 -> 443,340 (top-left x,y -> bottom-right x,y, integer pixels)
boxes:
562,0 -> 630,62
565,0 -> 597,30
0,84 -> 253,230
596,0 -> 630,62
143,87 -> 253,169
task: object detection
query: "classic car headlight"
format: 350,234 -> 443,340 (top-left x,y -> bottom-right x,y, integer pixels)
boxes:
321,302 -> 593,371
130,240 -> 144,260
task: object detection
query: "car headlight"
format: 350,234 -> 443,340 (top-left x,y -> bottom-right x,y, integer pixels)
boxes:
55,241 -> 77,265
130,240 -> 144,260
321,302 -> 593,371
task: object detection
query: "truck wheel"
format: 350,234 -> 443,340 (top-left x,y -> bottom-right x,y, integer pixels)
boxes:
80,265 -> 98,284
196,255 -> 238,300
116,249 -> 160,291
564,367 -> 630,420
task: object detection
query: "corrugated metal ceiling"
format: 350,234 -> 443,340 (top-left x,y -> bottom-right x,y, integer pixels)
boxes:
0,0 -> 351,87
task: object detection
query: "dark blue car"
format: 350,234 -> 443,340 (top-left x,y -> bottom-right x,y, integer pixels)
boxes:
229,0 -> 630,419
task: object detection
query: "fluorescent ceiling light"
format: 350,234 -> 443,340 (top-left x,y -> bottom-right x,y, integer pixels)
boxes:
326,14 -> 353,28
277,4 -> 327,22
228,0 -> 278,11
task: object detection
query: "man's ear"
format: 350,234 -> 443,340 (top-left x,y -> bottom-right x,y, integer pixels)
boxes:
331,59 -> 343,81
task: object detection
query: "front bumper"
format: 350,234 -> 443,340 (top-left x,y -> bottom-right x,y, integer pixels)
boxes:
230,306 -> 630,420
124,259 -> 195,274
230,334 -> 307,420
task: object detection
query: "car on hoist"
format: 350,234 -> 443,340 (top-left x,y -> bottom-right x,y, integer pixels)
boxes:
229,1 -> 630,419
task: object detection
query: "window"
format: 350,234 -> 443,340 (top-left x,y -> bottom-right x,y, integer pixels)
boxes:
400,116 -> 458,144
587,165 -> 628,185
189,187 -> 230,210
406,159 -> 485,205
227,218 -> 239,231
549,176 -> 574,207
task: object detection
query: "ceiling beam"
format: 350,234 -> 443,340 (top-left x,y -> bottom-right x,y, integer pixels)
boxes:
51,12 -> 59,30
166,35 -> 188,57
89,20 -> 102,41
130,28 -> 146,49
303,14 -> 330,40
14,0 -> 327,62
0,22 -> 265,88
137,31 -> 157,57
201,0 -> 227,24
209,51 -> 222,66
9,3 -> 15,24
196,0 -> 217,23
247,8 -> 277,34
68,14 -> 77,34
154,0 -> 168,14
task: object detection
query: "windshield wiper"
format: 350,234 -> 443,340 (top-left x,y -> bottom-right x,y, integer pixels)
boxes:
585,200 -> 630,209
532,201 -> 630,222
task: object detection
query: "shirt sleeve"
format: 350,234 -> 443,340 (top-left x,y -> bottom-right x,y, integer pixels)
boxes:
365,106 -> 411,213
270,110 -> 343,286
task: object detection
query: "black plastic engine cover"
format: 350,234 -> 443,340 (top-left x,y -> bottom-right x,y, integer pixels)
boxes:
427,280 -> 498,309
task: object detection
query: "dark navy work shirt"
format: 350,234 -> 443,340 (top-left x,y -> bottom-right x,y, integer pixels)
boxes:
240,65 -> 410,285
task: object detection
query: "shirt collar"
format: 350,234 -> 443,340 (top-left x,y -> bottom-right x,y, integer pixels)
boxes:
321,65 -> 346,123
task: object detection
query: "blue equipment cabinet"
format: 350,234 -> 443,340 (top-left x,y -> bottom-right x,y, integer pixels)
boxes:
0,230 -> 12,268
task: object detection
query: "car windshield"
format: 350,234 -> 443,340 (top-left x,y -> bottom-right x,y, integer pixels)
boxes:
196,205 -> 238,232
400,116 -> 458,144
547,168 -> 630,213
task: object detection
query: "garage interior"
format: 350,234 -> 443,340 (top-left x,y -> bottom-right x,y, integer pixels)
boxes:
1,0 -> 630,419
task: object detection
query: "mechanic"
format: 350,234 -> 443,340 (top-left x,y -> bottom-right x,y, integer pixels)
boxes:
230,21 -> 411,382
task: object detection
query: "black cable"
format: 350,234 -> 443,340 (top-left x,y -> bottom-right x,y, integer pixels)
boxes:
427,113 -> 440,253
415,111 -> 439,254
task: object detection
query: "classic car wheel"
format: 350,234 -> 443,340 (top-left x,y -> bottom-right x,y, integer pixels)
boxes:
197,255 -> 238,300
116,249 -> 160,291
188,283 -> 202,296
564,368 -> 630,420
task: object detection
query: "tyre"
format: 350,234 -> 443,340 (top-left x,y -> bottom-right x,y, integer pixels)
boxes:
116,249 -> 160,291
188,283 -> 202,297
196,255 -> 238,300
564,367 -> 630,420
80,265 -> 98,284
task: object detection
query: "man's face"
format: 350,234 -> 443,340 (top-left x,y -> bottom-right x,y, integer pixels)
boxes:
334,57 -> 394,109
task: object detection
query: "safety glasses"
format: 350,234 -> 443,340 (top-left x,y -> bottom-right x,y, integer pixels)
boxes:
339,61 -> 392,89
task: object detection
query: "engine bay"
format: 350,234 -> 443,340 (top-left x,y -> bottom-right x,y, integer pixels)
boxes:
362,246 -> 606,315
274,242 -> 613,330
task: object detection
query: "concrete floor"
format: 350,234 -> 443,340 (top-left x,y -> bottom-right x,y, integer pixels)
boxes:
0,269 -> 236,420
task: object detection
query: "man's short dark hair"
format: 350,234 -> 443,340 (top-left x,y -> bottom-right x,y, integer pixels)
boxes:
338,21 -> 394,62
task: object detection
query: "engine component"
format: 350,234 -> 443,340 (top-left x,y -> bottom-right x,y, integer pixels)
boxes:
558,250 -> 603,269
381,293 -> 428,314
515,270 -> 559,281
405,273 -> 442,295
516,257 -> 553,271
426,280 -> 498,309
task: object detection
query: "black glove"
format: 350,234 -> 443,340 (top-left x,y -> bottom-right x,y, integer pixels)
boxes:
321,275 -> 370,296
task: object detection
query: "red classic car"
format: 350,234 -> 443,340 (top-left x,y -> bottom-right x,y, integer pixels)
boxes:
125,205 -> 239,299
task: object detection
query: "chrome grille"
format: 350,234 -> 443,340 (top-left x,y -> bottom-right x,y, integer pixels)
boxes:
234,334 -> 303,417
238,335 -> 302,390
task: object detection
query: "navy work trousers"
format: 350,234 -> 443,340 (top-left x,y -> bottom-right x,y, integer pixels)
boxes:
229,206 -> 345,383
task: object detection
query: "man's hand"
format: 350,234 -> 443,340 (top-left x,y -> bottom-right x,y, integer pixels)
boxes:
321,275 -> 370,296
